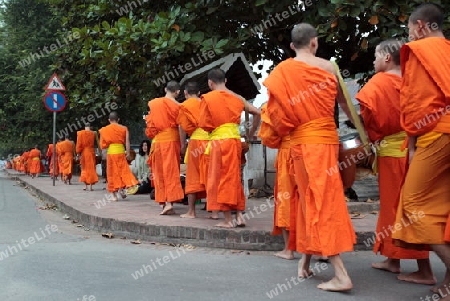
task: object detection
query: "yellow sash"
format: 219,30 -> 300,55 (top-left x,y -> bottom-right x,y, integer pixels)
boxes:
107,143 -> 125,155
373,131 -> 407,174
416,132 -> 443,148
415,114 -> 450,148
32,157 -> 40,161
184,128 -> 210,163
377,131 -> 407,157
190,128 -> 209,140
204,123 -> 240,155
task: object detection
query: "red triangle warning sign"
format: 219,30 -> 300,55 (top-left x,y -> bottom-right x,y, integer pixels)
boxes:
44,73 -> 66,91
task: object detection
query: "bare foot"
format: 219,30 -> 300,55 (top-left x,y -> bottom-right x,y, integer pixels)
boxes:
160,206 -> 174,215
180,213 -> 196,219
274,250 -> 294,260
371,259 -> 401,274
119,189 -> 127,199
397,272 -> 437,285
298,255 -> 312,278
317,276 -> 353,292
214,221 -> 235,228
298,268 -> 313,279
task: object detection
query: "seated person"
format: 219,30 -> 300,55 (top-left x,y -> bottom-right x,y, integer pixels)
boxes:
127,140 -> 152,194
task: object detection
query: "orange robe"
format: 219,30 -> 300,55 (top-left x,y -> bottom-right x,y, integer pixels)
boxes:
146,97 -> 184,203
258,103 -> 294,235
46,144 -> 59,177
393,37 -> 450,249
12,156 -> 18,170
15,156 -> 22,171
356,72 -> 428,259
56,141 -> 63,177
26,151 -> 33,174
265,58 -> 356,256
199,90 -> 245,212
59,140 -> 74,180
177,97 -> 208,199
76,130 -> 99,185
99,123 -> 138,192
21,151 -> 29,173
28,149 -> 41,175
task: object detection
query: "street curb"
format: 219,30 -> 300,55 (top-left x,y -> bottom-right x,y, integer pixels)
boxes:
10,174 -> 375,251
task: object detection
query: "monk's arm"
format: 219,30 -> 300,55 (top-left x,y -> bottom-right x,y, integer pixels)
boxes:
247,103 -> 261,139
408,136 -> 417,163
179,126 -> 187,155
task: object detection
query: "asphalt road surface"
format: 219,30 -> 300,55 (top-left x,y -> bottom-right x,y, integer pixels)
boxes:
0,172 -> 445,301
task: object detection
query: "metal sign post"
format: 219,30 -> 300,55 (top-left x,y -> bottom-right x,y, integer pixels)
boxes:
52,112 -> 56,186
44,74 -> 66,186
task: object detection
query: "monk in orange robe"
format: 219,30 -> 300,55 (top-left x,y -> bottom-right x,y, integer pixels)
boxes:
99,111 -> 138,201
258,103 -> 295,260
356,39 -> 435,284
21,151 -> 29,174
76,123 -> 99,191
390,4 -> 450,298
56,138 -> 64,181
265,23 -> 356,291
176,81 -> 209,218
28,145 -> 42,178
145,81 -> 185,215
199,68 -> 260,228
59,135 -> 75,184
26,149 -> 33,176
46,143 -> 59,179
17,155 -> 23,171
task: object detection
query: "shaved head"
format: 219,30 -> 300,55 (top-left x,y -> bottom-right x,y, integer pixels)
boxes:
291,23 -> 318,49
165,81 -> 180,93
410,3 -> 444,30
208,68 -> 226,84
109,111 -> 119,121
378,39 -> 405,65
184,81 -> 200,95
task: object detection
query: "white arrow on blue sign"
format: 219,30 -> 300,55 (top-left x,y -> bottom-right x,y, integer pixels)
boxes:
43,91 -> 67,112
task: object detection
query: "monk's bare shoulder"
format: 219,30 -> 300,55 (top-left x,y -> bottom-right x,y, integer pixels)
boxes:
314,58 -> 336,75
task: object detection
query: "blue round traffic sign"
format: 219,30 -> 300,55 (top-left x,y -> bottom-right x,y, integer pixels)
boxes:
43,91 -> 67,112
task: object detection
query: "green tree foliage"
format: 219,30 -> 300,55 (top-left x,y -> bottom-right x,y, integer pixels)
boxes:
0,0 -> 60,157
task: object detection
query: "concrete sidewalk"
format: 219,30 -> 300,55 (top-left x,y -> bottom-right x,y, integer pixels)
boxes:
5,169 -> 379,251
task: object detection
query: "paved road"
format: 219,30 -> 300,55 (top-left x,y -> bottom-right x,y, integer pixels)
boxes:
0,172 -> 444,301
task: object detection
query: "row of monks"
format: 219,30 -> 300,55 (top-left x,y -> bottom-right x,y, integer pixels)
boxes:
9,146 -> 44,178
9,137 -> 91,186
